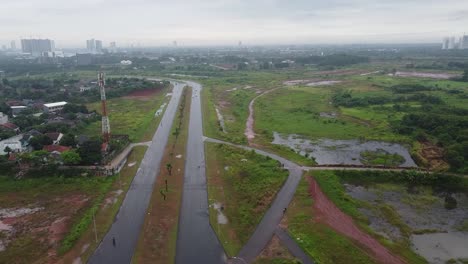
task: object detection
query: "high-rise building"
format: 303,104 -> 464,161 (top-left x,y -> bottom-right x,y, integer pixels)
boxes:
87,39 -> 95,52
86,39 -> 103,53
10,40 -> 16,50
461,35 -> 468,49
21,39 -> 55,55
95,40 -> 102,52
448,37 -> 456,49
442,37 -> 449,49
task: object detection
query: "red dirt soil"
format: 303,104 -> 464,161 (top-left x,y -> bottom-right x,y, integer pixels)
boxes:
308,177 -> 406,264
125,88 -> 159,98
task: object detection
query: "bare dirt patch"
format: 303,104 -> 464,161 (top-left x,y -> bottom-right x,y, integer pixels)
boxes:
124,88 -> 161,100
308,177 -> 405,264
419,141 -> 448,170
255,235 -> 294,263
0,194 -> 90,263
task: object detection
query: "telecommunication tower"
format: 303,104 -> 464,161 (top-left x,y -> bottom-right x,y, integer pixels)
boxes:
98,72 -> 111,145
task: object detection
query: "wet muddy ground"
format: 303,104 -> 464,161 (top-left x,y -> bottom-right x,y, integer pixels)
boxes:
272,133 -> 416,167
391,71 -> 460,80
344,184 -> 468,263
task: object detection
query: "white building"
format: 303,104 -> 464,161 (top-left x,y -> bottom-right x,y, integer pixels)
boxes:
11,106 -> 27,116
0,112 -> 8,125
43,102 -> 67,113
0,134 -> 24,155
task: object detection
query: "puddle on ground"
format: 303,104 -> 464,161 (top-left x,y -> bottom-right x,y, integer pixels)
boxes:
155,103 -> 167,117
283,79 -> 342,86
412,232 -> 468,264
319,112 -> 337,118
211,202 -> 228,224
272,132 -> 416,167
390,71 -> 458,79
306,80 -> 342,86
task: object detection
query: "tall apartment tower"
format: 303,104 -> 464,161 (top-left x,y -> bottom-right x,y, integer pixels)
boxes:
21,39 -> 54,55
442,37 -> 449,49
95,40 -> 103,53
86,39 -> 95,52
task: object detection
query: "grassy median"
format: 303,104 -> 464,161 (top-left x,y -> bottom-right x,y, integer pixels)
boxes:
132,87 -> 191,264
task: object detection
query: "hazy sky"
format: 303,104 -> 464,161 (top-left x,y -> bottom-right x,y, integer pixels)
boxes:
1,0 -> 468,47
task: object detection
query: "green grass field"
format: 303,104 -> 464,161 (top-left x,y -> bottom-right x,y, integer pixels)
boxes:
82,87 -> 169,142
205,142 -> 289,256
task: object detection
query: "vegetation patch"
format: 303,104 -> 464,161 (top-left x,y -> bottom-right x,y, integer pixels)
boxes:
205,143 -> 288,256
360,149 -> 406,166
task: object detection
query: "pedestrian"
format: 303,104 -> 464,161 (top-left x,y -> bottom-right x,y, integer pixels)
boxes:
112,237 -> 116,247
283,207 -> 287,214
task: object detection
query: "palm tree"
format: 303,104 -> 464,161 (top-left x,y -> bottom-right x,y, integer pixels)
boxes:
166,163 -> 172,176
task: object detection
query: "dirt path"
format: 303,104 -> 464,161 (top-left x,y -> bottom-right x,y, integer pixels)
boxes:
308,177 -> 406,264
244,88 -> 280,144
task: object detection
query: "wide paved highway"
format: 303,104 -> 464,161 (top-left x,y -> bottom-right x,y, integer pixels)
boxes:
175,81 -> 226,264
88,81 -> 184,264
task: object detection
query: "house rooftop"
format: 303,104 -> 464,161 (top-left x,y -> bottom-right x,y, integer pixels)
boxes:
43,145 -> 71,153
44,101 -> 67,108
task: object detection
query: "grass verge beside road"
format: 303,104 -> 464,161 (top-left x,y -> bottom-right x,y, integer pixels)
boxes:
83,85 -> 169,142
205,143 -> 289,256
132,87 -> 191,264
58,146 -> 148,263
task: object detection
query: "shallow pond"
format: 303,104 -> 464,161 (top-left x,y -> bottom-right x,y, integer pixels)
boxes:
344,183 -> 468,264
272,132 -> 417,167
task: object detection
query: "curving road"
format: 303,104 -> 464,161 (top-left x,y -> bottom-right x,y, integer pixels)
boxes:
175,81 -> 226,264
88,81 -> 185,264
204,137 -> 308,264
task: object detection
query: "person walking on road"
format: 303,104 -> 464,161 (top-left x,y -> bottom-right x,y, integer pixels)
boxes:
283,207 -> 287,214
112,237 -> 116,247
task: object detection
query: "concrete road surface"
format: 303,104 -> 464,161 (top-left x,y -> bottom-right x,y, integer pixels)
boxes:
175,81 -> 226,264
88,82 -> 185,264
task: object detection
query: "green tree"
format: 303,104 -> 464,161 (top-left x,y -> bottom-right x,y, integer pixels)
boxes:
61,150 -> 81,165
77,139 -> 102,165
29,135 -> 53,150
59,133 -> 76,147
3,146 -> 12,155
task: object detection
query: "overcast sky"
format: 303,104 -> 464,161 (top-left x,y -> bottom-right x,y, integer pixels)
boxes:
1,0 -> 468,48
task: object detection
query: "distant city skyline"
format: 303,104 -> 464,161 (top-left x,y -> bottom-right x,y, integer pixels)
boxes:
1,0 -> 468,47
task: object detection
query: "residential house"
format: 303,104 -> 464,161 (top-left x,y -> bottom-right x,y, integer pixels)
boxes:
0,134 -> 24,155
0,112 -> 8,125
0,122 -> 20,133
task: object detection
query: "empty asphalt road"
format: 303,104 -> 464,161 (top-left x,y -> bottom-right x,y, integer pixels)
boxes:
88,81 -> 184,264
204,137 -> 306,263
175,81 -> 226,264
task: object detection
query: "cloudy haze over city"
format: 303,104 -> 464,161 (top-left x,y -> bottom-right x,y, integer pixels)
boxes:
1,0 -> 468,47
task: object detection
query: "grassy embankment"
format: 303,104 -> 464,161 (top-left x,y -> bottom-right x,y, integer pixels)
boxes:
287,174 -> 377,264
58,146 -> 147,263
83,85 -> 170,142
205,143 -> 289,256
132,87 -> 191,263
